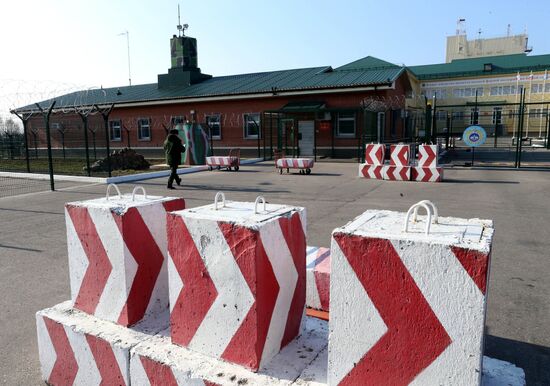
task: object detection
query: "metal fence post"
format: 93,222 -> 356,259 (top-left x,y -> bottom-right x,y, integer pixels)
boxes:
35,102 -> 56,190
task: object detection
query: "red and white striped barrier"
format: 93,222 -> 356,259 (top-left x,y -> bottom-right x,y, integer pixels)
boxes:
383,165 -> 411,181
36,301 -> 167,386
65,185 -> 185,326
358,164 -> 384,179
364,144 -> 385,165
276,158 -> 314,169
390,144 -> 410,166
306,246 -> 331,312
129,316 -> 328,385
205,156 -> 239,167
328,201 -> 493,385
167,193 -> 306,371
417,144 -> 439,168
411,167 -> 444,182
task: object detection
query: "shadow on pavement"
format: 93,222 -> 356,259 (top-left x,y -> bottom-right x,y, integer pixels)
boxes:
485,334 -> 550,385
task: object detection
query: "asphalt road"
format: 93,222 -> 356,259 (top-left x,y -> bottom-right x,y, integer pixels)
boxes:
0,162 -> 549,385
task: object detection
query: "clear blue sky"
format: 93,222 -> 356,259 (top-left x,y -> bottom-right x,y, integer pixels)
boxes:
1,0 -> 549,112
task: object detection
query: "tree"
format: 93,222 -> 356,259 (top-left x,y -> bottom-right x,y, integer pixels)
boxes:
0,116 -> 24,159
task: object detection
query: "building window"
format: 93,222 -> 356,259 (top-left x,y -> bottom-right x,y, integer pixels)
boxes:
531,84 -> 543,93
491,85 -> 523,96
171,116 -> 185,129
425,89 -> 447,99
243,113 -> 260,139
451,111 -> 465,121
470,108 -> 479,125
336,112 -> 356,137
492,108 -> 503,125
205,114 -> 221,139
453,87 -> 483,98
138,118 -> 151,140
109,120 -> 122,141
436,110 -> 447,121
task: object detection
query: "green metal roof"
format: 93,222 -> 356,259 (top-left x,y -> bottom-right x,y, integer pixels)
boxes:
335,56 -> 399,71
409,53 -> 550,80
17,57 -> 405,113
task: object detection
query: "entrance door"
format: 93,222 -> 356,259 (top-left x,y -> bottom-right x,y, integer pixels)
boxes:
298,120 -> 314,156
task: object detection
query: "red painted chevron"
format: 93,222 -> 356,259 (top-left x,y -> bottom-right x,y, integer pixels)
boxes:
85,334 -> 126,386
451,247 -> 491,294
418,145 -> 438,168
334,235 -> 452,386
313,255 -> 330,311
162,198 -> 186,213
43,317 -> 78,386
278,212 -> 306,348
114,207 -> 165,326
169,216 -> 218,347
390,144 -> 410,166
67,206 -> 112,315
218,223 -> 279,370
140,356 -> 178,386
365,144 -> 385,165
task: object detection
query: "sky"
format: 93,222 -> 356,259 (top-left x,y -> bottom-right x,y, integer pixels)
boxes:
1,0 -> 549,115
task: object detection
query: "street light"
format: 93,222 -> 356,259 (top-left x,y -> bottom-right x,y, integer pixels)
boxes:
118,31 -> 132,86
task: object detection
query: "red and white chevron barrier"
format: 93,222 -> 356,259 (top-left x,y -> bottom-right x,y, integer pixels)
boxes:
306,246 -> 331,312
65,185 -> 185,326
358,164 -> 384,179
328,201 -> 493,385
364,144 -> 385,165
276,158 -> 314,169
411,167 -> 444,182
130,316 -> 328,385
36,301 -> 167,386
167,193 -> 306,371
417,144 -> 439,168
205,156 -> 238,167
390,144 -> 410,166
383,165 -> 411,181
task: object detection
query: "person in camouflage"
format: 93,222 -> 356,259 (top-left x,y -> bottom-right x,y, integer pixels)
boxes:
163,129 -> 186,189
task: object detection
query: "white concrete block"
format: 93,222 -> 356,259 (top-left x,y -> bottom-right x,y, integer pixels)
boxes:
167,194 -> 306,370
328,203 -> 494,385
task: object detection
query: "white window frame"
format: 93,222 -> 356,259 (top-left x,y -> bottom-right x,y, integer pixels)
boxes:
243,113 -> 261,139
336,112 -> 356,137
137,118 -> 151,141
109,120 -> 122,141
205,114 -> 222,140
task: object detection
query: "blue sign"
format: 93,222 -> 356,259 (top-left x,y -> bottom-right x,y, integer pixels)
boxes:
463,125 -> 487,147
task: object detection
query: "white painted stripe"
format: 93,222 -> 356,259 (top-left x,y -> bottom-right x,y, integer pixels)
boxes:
90,208 -> 134,322
168,251 -> 183,314
328,240 -> 388,385
112,345 -> 130,386
306,266 -> 322,310
259,219 -> 299,367
36,315 -> 56,381
185,217 -> 255,358
64,326 -> 102,386
130,353 -> 151,386
137,203 -> 170,316
392,241 -> 485,386
66,208 -> 90,306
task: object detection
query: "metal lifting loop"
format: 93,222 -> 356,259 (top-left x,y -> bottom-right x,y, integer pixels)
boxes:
105,184 -> 122,200
413,200 -> 439,224
131,186 -> 147,201
214,192 -> 226,210
254,196 -> 266,214
403,201 -> 434,236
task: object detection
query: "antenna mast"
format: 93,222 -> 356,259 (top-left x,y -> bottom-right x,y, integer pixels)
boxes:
176,5 -> 188,37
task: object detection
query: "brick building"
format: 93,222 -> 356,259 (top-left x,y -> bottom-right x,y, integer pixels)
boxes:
16,32 -> 416,160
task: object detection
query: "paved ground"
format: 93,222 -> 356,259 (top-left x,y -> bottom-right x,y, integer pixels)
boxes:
0,162 -> 549,385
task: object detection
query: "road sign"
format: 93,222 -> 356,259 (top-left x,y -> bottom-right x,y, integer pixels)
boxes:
463,126 -> 487,147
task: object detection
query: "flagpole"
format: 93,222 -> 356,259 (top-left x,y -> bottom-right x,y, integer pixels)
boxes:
513,72 -> 520,139
540,69 -> 547,138
526,71 -> 533,137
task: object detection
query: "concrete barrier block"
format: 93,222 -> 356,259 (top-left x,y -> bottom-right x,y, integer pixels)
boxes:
417,144 -> 439,168
358,164 -> 384,179
328,202 -> 494,385
383,165 -> 411,181
389,144 -> 410,166
411,166 -> 444,182
306,246 -> 330,312
167,194 -> 306,371
364,144 -> 385,165
129,316 -> 328,385
65,189 -> 185,326
36,301 -> 167,386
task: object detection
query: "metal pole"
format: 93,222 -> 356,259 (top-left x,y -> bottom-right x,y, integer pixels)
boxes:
545,106 -> 550,150
11,110 -> 32,172
94,104 -> 115,177
35,102 -> 56,191
78,112 -> 92,177
516,90 -> 526,168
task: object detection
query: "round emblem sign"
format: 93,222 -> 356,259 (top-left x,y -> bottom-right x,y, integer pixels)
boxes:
463,125 -> 487,147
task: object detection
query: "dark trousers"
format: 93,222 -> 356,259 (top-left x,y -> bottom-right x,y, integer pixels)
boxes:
168,165 -> 181,187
